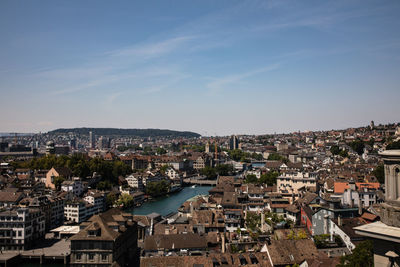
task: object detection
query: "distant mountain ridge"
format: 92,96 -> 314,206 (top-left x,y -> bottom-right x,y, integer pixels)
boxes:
48,128 -> 201,138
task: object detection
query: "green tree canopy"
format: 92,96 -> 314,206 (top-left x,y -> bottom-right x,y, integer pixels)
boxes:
116,193 -> 135,209
245,174 -> 258,184
349,139 -> 365,155
338,240 -> 373,267
372,164 -> 384,184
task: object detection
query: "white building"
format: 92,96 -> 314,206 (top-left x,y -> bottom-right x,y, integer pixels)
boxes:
165,167 -> 180,180
61,178 -> 83,197
342,183 -> 379,208
126,174 -> 144,191
64,199 -> 96,223
0,208 -> 45,250
83,191 -> 105,215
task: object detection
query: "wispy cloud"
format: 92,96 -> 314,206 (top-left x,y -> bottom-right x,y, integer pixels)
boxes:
206,64 -> 281,94
108,35 -> 196,58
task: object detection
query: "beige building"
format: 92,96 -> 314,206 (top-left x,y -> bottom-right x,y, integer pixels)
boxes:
45,167 -> 71,189
277,172 -> 317,199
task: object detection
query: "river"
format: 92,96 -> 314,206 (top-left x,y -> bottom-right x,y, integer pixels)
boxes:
129,185 -> 213,216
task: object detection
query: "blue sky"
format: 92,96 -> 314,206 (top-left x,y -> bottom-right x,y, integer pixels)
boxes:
0,0 -> 399,135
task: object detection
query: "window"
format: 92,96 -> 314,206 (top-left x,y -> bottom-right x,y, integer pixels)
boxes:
76,253 -> 81,261
102,254 -> 107,261
89,253 -> 94,261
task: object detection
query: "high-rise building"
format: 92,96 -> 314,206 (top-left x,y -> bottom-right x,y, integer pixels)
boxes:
229,135 -> 239,150
205,141 -> 210,153
69,139 -> 76,150
99,136 -> 111,150
89,131 -> 95,149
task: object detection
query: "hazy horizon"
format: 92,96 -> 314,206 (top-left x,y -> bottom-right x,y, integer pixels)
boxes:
1,1 -> 400,135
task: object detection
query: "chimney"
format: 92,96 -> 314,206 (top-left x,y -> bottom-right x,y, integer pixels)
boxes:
323,215 -> 329,235
221,233 -> 226,253
190,202 -> 194,217
261,212 -> 265,232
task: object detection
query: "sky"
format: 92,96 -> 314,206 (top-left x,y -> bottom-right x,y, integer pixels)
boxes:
0,0 -> 400,136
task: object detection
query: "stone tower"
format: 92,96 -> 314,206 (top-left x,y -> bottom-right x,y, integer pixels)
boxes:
379,150 -> 400,227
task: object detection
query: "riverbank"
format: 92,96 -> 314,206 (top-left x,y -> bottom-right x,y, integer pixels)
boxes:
129,186 -> 213,216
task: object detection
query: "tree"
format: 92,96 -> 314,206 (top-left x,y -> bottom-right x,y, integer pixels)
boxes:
215,164 -> 234,176
200,166 -> 217,179
245,174 -> 258,184
268,153 -> 288,163
97,180 -> 112,191
146,180 -> 170,196
338,240 -> 373,267
339,149 -> 349,158
117,193 -> 134,209
349,139 -> 365,155
259,171 -> 279,186
156,147 -> 167,155
106,192 -> 118,208
330,145 -> 341,155
372,164 -> 384,184
160,165 -> 169,175
53,176 -> 65,190
386,140 -> 400,150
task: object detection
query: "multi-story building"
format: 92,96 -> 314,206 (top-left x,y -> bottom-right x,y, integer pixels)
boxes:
70,208 -> 139,266
0,208 -> 45,250
61,178 -> 83,197
65,199 -> 94,224
277,172 -> 318,199
229,135 -> 239,150
89,131 -> 95,149
45,167 -> 72,189
0,190 -> 25,208
49,195 -> 65,229
84,190 -> 106,215
125,174 -> 144,191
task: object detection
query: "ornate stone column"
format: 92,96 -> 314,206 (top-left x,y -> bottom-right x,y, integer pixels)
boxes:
379,150 -> 400,227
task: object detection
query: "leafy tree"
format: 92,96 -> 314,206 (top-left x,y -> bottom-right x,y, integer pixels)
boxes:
117,193 -> 135,208
246,212 -> 261,231
349,139 -> 365,155
146,180 -> 170,196
338,240 -> 373,267
268,153 -> 288,163
53,176 -> 65,191
97,180 -> 112,191
386,140 -> 400,150
339,149 -> 349,158
245,174 -> 258,184
313,234 -> 331,248
156,147 -> 167,155
259,171 -> 279,186
330,145 -> 341,155
160,165 -> 169,175
215,164 -> 234,176
106,192 -> 118,208
372,164 -> 384,184
200,166 -> 217,179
